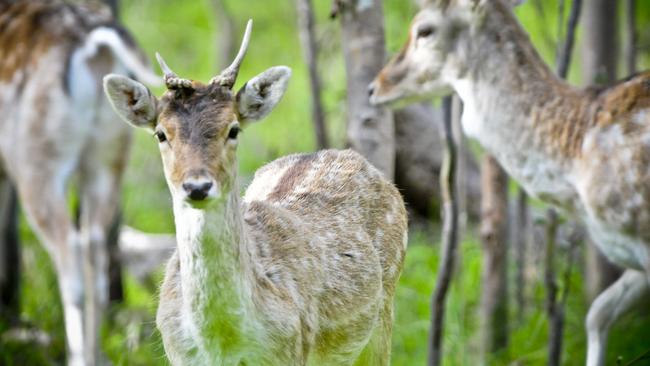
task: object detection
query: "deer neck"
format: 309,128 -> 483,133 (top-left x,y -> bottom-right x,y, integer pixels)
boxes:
172,177 -> 256,351
448,9 -> 585,208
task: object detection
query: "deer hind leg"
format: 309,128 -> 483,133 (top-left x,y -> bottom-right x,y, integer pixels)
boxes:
78,163 -> 124,365
78,125 -> 129,363
17,172 -> 85,366
585,269 -> 649,366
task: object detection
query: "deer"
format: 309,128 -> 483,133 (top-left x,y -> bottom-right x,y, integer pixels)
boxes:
368,0 -> 650,365
103,20 -> 408,365
0,1 -> 159,364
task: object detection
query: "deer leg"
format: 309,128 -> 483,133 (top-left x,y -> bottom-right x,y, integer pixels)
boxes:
17,177 -> 85,366
79,159 -> 124,364
585,269 -> 649,366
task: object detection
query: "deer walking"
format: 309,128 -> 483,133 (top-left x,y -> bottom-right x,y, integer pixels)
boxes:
104,20 -> 408,365
0,1 -> 158,364
369,0 -> 650,365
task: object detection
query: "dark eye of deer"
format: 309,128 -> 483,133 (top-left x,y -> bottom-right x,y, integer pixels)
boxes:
155,131 -> 167,143
228,126 -> 241,140
417,25 -> 436,38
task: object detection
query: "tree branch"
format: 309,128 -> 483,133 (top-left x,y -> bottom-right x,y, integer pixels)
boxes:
428,95 -> 459,366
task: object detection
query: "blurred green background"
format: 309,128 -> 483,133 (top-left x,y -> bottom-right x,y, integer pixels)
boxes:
3,0 -> 650,365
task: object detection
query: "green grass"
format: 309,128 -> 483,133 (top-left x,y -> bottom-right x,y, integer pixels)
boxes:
6,223 -> 650,365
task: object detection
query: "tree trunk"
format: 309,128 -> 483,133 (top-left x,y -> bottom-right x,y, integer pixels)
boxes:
543,2 -> 582,364
0,181 -> 19,324
581,0 -> 622,301
428,95 -> 459,366
102,0 -> 125,304
479,155 -> 509,361
297,0 -> 329,149
335,0 -> 395,179
582,0 -> 618,84
211,0 -> 236,70
107,211 -> 123,303
543,209 -> 563,366
514,188 -> 529,321
393,104 -> 481,221
624,0 -> 637,75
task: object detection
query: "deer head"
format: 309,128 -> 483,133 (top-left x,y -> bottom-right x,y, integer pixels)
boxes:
103,20 -> 291,207
368,0 -> 524,106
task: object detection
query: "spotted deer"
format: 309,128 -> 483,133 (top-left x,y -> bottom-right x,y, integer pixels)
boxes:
103,20 -> 408,365
369,0 -> 650,364
0,1 -> 159,364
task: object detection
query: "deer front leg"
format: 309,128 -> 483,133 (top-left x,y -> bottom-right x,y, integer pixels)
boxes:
585,269 -> 649,366
79,163 -> 124,365
17,178 -> 85,366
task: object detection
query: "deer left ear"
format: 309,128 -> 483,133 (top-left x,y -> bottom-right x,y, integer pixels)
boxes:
235,66 -> 291,123
103,74 -> 158,129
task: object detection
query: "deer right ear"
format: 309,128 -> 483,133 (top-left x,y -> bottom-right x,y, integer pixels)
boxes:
235,66 -> 291,124
103,74 -> 157,129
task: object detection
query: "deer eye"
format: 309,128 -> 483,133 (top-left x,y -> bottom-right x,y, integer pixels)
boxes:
228,126 -> 241,140
154,130 -> 167,143
416,25 -> 436,38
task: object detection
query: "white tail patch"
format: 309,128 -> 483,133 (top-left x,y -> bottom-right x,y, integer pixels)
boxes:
80,27 -> 161,87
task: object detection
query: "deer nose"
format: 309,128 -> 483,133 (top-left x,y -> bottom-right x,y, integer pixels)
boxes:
368,82 -> 376,98
182,181 -> 213,201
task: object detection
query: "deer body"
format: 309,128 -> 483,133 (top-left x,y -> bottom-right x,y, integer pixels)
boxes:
104,21 -> 407,365
370,1 -> 650,365
0,1 -> 158,364
157,150 -> 407,365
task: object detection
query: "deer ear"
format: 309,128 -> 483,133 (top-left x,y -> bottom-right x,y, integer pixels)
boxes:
235,66 -> 291,123
103,74 -> 157,129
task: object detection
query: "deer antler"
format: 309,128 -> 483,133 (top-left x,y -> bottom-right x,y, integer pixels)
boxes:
156,52 -> 193,90
210,19 -> 253,89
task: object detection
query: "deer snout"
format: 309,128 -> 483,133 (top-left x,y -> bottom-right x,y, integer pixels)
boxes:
182,175 -> 215,202
368,81 -> 377,99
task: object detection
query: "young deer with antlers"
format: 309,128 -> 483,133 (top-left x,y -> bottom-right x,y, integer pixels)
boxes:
104,21 -> 408,365
0,1 -> 158,364
370,0 -> 650,365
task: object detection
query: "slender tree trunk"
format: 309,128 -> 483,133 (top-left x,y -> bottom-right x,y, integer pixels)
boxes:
544,2 -> 582,364
297,0 -> 329,149
102,0 -> 125,304
212,0 -> 236,70
428,95 -> 459,366
543,209 -> 563,366
581,0 -> 622,301
393,104 -> 481,221
624,0 -> 637,75
479,155 -> 509,361
334,0 -> 395,179
452,97 -> 468,233
514,188 -> 528,321
0,181 -> 19,324
106,211 -> 123,303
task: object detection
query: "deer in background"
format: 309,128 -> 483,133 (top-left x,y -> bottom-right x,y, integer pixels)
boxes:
369,0 -> 650,365
0,1 -> 159,364
104,20 -> 408,365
